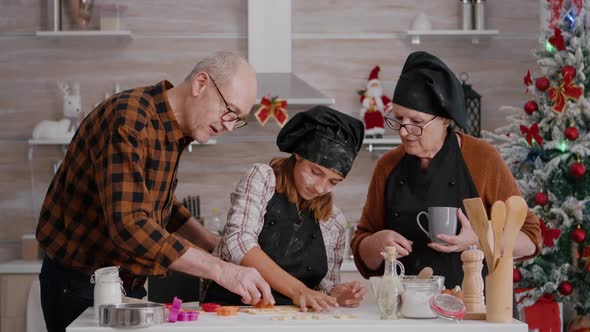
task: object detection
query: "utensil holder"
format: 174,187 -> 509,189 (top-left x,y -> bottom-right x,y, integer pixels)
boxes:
485,256 -> 513,323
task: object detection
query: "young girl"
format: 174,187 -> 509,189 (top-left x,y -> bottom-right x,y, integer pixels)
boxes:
203,105 -> 367,312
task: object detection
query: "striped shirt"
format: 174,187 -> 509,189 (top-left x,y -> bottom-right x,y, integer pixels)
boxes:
215,163 -> 347,293
36,80 -> 193,277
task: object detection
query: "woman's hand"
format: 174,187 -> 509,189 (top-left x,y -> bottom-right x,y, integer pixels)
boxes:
428,209 -> 479,253
359,229 -> 413,270
329,281 -> 367,307
291,286 -> 339,312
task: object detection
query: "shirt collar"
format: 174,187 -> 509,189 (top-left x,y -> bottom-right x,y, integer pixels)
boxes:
151,80 -> 191,144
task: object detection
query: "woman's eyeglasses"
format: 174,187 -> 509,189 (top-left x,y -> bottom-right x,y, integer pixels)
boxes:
384,114 -> 438,136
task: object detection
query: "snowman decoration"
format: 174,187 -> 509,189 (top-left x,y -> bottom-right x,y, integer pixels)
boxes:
359,66 -> 391,138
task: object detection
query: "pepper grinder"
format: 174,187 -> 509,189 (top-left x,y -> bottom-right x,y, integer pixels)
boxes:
461,245 -> 486,315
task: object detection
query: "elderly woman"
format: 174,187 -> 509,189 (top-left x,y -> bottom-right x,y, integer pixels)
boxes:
203,106 -> 367,312
351,51 -> 542,291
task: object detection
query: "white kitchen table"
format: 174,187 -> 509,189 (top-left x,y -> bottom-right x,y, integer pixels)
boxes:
67,303 -> 528,332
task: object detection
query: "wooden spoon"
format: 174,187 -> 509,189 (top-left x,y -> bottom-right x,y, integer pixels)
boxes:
503,196 -> 528,258
463,197 -> 494,272
490,201 -> 506,272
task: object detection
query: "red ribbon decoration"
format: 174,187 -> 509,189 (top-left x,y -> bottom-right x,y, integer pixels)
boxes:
255,96 -> 288,127
539,219 -> 560,247
520,123 -> 544,147
547,0 -> 565,29
549,27 -> 565,51
547,0 -> 583,29
547,75 -> 583,113
524,70 -> 532,93
524,70 -> 532,86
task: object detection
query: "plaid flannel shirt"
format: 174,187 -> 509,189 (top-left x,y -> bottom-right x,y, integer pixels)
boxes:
36,80 -> 193,277
216,163 -> 347,293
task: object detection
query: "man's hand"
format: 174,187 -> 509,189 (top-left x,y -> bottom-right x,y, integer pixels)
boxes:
329,281 -> 367,307
215,262 -> 274,306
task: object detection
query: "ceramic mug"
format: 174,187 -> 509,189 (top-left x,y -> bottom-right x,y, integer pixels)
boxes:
416,207 -> 458,245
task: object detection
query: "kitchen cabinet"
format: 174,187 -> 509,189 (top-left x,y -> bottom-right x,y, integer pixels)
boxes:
0,261 -> 43,332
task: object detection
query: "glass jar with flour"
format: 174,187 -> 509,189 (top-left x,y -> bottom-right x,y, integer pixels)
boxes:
401,277 -> 440,318
91,266 -> 124,320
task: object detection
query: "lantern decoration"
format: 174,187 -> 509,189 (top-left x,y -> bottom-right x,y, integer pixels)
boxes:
460,72 -> 481,137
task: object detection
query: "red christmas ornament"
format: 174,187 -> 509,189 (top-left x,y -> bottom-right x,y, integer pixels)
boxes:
558,281 -> 573,296
534,192 -> 549,206
565,127 -> 579,141
536,77 -> 550,91
570,162 -> 587,178
524,101 -> 538,115
572,226 -> 587,243
562,66 -> 576,80
513,267 -> 522,283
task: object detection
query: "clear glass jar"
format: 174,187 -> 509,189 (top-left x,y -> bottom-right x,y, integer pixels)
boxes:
401,277 -> 439,318
91,266 -> 123,320
377,247 -> 404,320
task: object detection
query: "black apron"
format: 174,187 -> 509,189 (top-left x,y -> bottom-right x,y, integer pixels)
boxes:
384,130 -> 483,289
204,192 -> 328,305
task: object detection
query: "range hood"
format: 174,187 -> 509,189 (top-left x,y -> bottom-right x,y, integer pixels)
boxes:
248,0 -> 334,106
255,73 -> 334,106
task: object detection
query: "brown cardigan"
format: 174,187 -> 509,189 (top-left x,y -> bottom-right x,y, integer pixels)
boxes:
351,132 -> 542,278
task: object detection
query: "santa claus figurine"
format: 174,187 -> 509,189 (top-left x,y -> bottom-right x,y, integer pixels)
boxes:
360,66 -> 391,138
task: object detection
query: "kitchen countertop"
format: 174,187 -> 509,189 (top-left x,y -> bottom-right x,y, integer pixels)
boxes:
67,304 -> 528,332
0,260 -> 42,274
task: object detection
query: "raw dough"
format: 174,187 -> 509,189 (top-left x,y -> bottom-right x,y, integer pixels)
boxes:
333,314 -> 358,319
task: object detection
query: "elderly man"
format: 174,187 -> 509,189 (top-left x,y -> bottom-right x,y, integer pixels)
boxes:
36,51 -> 273,332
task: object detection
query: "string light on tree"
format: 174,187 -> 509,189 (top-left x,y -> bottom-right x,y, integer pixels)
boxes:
545,40 -> 556,53
564,8 -> 577,31
557,140 -> 569,152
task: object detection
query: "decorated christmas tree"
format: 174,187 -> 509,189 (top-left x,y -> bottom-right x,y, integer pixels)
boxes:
483,0 -> 590,319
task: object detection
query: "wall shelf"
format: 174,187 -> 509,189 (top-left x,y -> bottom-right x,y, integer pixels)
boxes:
407,29 -> 499,45
35,30 -> 133,39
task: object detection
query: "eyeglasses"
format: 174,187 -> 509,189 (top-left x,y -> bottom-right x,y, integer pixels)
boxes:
384,114 -> 438,136
209,76 -> 247,128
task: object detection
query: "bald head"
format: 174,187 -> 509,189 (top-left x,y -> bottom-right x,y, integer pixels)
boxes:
186,51 -> 250,86
185,51 -> 257,117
